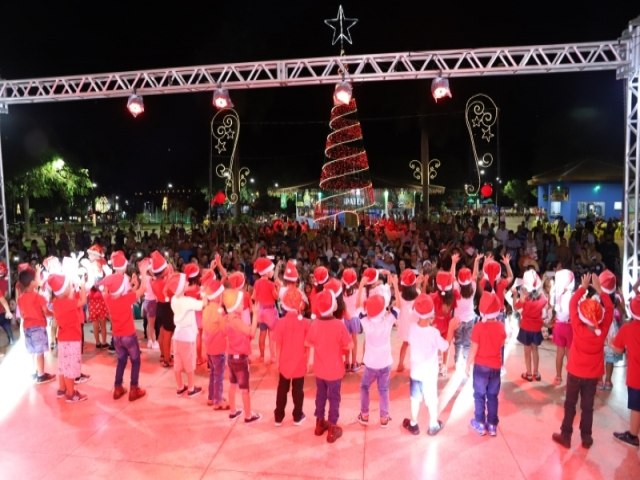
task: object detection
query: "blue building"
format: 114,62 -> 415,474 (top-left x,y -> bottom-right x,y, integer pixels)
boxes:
529,159 -> 623,227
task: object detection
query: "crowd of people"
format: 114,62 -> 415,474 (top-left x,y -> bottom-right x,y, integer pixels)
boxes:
0,210 -> 638,449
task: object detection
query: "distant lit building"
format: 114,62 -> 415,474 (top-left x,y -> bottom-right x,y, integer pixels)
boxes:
529,159 -> 623,226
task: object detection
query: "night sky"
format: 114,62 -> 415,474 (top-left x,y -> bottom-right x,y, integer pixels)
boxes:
0,2 -> 637,199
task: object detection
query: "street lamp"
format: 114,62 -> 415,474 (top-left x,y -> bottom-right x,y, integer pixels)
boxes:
409,158 -> 440,219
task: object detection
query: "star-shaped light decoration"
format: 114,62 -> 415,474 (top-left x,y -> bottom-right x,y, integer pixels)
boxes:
481,127 -> 495,142
324,5 -> 358,48
215,139 -> 227,154
472,116 -> 482,128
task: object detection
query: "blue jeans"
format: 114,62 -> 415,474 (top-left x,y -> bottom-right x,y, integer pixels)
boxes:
473,364 -> 501,426
0,313 -> 14,343
454,321 -> 474,364
315,378 -> 342,425
207,353 -> 226,404
114,334 -> 141,387
360,365 -> 391,417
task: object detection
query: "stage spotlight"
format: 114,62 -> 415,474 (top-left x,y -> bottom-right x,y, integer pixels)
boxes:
333,80 -> 352,105
127,94 -> 144,117
431,77 -> 452,102
213,88 -> 234,109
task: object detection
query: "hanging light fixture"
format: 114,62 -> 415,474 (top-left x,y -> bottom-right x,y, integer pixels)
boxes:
127,93 -> 144,117
213,88 -> 234,110
333,79 -> 352,105
431,77 -> 452,102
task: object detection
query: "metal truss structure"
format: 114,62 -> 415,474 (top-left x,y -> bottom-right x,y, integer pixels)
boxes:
0,17 -> 639,293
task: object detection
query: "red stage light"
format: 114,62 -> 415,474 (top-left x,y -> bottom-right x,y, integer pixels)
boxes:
127,94 -> 144,117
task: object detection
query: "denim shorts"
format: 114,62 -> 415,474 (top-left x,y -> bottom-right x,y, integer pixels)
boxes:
25,326 -> 48,354
409,378 -> 425,400
517,328 -> 543,346
143,300 -> 157,318
628,386 -> 640,411
605,351 -> 624,364
228,355 -> 250,389
344,316 -> 361,335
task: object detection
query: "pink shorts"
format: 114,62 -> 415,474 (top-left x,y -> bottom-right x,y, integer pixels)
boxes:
57,341 -> 82,379
173,340 -> 196,373
553,321 -> 573,348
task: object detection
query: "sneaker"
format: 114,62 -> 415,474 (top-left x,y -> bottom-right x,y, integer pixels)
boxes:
56,389 -> 67,399
487,424 -> 497,437
552,432 -> 571,448
326,424 -> 343,443
274,419 -> 283,427
187,386 -> 202,398
128,386 -> 146,402
351,362 -> 361,373
152,341 -> 160,350
293,414 -> 307,426
147,340 -> 153,349
380,416 -> 391,428
176,386 -> 188,396
74,373 -> 90,384
581,435 -> 593,449
427,420 -> 444,436
314,418 -> 330,435
402,418 -> 420,435
244,412 -> 261,423
36,373 -> 55,385
470,419 -> 487,436
357,413 -> 369,426
108,344 -> 116,353
229,409 -> 243,420
113,385 -> 127,400
65,390 -> 88,403
613,431 -> 640,447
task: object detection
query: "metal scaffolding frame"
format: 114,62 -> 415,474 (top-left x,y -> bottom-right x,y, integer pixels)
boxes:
0,17 -> 639,293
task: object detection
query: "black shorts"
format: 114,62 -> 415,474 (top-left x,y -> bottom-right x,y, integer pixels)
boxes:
156,302 -> 175,332
628,386 -> 640,412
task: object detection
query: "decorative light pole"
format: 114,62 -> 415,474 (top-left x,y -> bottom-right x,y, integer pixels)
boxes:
409,157 -> 440,219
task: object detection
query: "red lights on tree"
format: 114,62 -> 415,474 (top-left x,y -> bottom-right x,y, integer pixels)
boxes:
480,183 -> 494,199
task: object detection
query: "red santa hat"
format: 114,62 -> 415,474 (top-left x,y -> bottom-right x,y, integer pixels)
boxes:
150,250 -> 167,274
578,298 -> 605,335
555,269 -> 575,294
599,270 -> 616,294
204,279 -> 224,301
0,261 -> 7,278
281,287 -> 304,318
254,257 -> 274,276
400,269 -> 416,287
457,268 -> 472,286
200,268 -> 214,285
165,273 -> 187,299
324,277 -> 343,298
479,291 -> 501,321
17,263 -> 34,274
523,269 -> 542,292
365,294 -> 386,322
412,293 -> 435,319
184,263 -> 200,279
362,267 -> 379,285
316,289 -> 337,318
313,266 -> 329,285
87,244 -> 105,258
342,268 -> 357,288
223,289 -> 243,313
228,271 -> 245,290
483,260 -> 502,285
283,260 -> 299,282
436,271 -> 453,294
110,250 -> 128,271
99,273 -> 126,297
47,273 -> 69,297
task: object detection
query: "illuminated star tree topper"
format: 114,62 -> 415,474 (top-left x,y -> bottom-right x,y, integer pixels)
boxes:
324,5 -> 358,52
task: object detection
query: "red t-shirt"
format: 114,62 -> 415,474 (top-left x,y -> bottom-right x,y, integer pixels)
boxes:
53,295 -> 83,342
151,277 -> 168,303
431,290 -> 459,338
471,320 -> 506,369
18,291 -> 48,329
567,287 -> 614,378
202,304 -> 227,355
515,296 -> 548,332
612,320 -> 640,389
104,292 -> 137,337
273,311 -> 310,379
479,278 -> 509,311
225,314 -> 252,355
305,318 -> 352,381
0,278 -> 7,314
253,277 -> 276,307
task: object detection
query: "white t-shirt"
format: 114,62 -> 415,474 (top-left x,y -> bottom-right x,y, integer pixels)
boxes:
361,312 -> 394,369
408,323 -> 449,381
342,291 -> 360,319
171,295 -> 202,342
455,282 -> 476,323
144,280 -> 157,301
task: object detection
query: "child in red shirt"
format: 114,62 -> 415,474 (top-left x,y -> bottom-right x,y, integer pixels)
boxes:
552,273 -> 613,449
49,274 -> 87,402
101,268 -> 148,402
305,289 -> 353,443
273,287 -> 310,426
17,267 -> 55,384
466,291 -> 507,437
252,257 -> 280,363
202,279 -> 228,409
610,280 -> 640,447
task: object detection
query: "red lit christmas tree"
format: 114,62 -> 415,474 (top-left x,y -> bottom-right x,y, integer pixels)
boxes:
316,96 -> 375,223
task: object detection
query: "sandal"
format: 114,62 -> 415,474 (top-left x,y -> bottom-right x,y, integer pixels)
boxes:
214,403 -> 230,410
534,372 -> 541,381
553,376 -> 562,386
603,381 -> 613,391
521,373 -> 533,382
